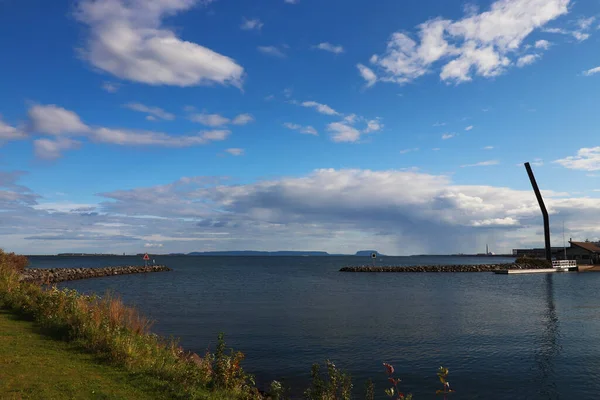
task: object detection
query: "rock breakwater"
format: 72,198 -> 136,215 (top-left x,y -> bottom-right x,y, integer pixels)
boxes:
20,265 -> 172,284
340,263 -> 548,272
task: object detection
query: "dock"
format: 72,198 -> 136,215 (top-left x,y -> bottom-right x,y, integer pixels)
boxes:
493,268 -> 576,274
493,260 -> 578,274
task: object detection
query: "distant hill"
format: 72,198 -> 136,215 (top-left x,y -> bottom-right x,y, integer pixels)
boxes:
355,250 -> 385,257
186,251 -> 331,256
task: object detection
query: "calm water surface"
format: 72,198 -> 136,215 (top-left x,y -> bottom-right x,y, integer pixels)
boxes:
27,255 -> 600,399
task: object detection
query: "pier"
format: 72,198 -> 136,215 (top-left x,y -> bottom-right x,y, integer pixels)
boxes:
20,265 -> 172,284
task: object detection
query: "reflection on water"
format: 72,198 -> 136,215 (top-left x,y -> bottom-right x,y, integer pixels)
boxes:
535,274 -> 561,399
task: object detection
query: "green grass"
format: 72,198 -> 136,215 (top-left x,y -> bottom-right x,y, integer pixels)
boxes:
0,309 -> 168,400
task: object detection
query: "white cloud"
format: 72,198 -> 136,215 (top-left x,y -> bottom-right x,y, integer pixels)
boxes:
516,54 -> 540,67
33,138 -> 81,160
283,122 -> 318,135
314,42 -> 344,54
301,101 -> 339,115
357,64 -> 377,87
465,125 -> 474,131
433,122 -> 446,127
101,81 -> 120,93
144,242 -> 164,248
75,0 -> 244,87
258,46 -> 286,58
364,119 -> 383,133
531,158 -> 544,167
28,104 -> 90,135
554,147 -> 600,171
189,113 -> 230,127
124,102 -> 175,120
400,148 -> 419,154
189,112 -> 253,126
442,133 -> 455,139
225,148 -> 244,156
583,66 -> 600,76
284,0 -> 298,3
8,167 -> 600,255
232,114 -> 254,126
535,39 -> 551,49
328,122 -> 362,143
0,118 -> 27,142
241,18 -> 263,31
432,147 -> 441,151
363,0 -> 570,85
461,160 -> 500,167
283,123 -> 318,135
92,127 -> 230,146
544,16 -> 595,42
483,145 -> 494,150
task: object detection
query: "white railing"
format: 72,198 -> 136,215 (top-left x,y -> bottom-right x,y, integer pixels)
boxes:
552,260 -> 577,268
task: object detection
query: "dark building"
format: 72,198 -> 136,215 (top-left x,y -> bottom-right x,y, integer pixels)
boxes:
560,240 -> 600,265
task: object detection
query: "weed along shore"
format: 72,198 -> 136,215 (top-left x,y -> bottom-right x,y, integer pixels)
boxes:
20,265 -> 172,284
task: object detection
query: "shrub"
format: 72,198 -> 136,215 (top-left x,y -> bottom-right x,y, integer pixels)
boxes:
515,256 -> 551,268
303,360 -> 352,400
0,249 -> 28,273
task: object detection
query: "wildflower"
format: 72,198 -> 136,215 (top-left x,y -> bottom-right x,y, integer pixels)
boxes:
383,363 -> 394,375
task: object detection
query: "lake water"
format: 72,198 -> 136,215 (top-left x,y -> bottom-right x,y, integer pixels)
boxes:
27,255 -> 600,399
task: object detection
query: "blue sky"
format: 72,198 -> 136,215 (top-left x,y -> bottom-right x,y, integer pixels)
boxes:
1,0 -> 600,255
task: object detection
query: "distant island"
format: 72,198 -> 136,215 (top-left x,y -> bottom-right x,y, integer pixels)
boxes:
167,250 -> 386,257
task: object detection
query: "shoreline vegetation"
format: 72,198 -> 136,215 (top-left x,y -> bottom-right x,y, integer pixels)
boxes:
1,249 -> 455,399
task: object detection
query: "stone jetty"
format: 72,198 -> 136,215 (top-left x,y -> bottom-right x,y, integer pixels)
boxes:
340,263 -> 549,273
20,265 -> 172,284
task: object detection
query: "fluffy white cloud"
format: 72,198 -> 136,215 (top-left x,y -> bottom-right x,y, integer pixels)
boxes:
535,39 -> 551,49
75,0 -> 244,87
5,168 -> 600,255
28,105 -> 90,135
240,18 -> 263,31
327,122 -> 361,143
34,138 -> 81,160
92,128 -> 229,146
442,133 -> 455,139
483,146 -> 494,150
189,112 -> 253,126
124,103 -> 175,120
364,119 -> 383,133
24,104 -> 232,158
258,46 -> 286,58
461,160 -> 500,167
554,147 -> 600,171
465,125 -> 474,131
583,66 -> 600,76
284,0 -> 298,3
543,16 -> 595,41
189,113 -> 230,127
283,122 -> 318,135
232,114 -> 254,125
101,81 -> 120,93
516,54 -> 540,67
0,118 -> 27,142
225,148 -> 244,156
301,101 -> 339,116
314,42 -> 344,54
357,64 -> 377,87
363,0 -> 570,85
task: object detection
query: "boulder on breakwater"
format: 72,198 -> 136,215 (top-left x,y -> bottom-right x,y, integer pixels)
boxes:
19,265 -> 172,284
339,263 -> 548,272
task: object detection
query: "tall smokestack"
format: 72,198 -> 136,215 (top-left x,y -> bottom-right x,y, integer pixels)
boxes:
524,162 -> 551,261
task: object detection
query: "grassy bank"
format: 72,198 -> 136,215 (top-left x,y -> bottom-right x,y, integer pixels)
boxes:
0,309 -> 165,399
